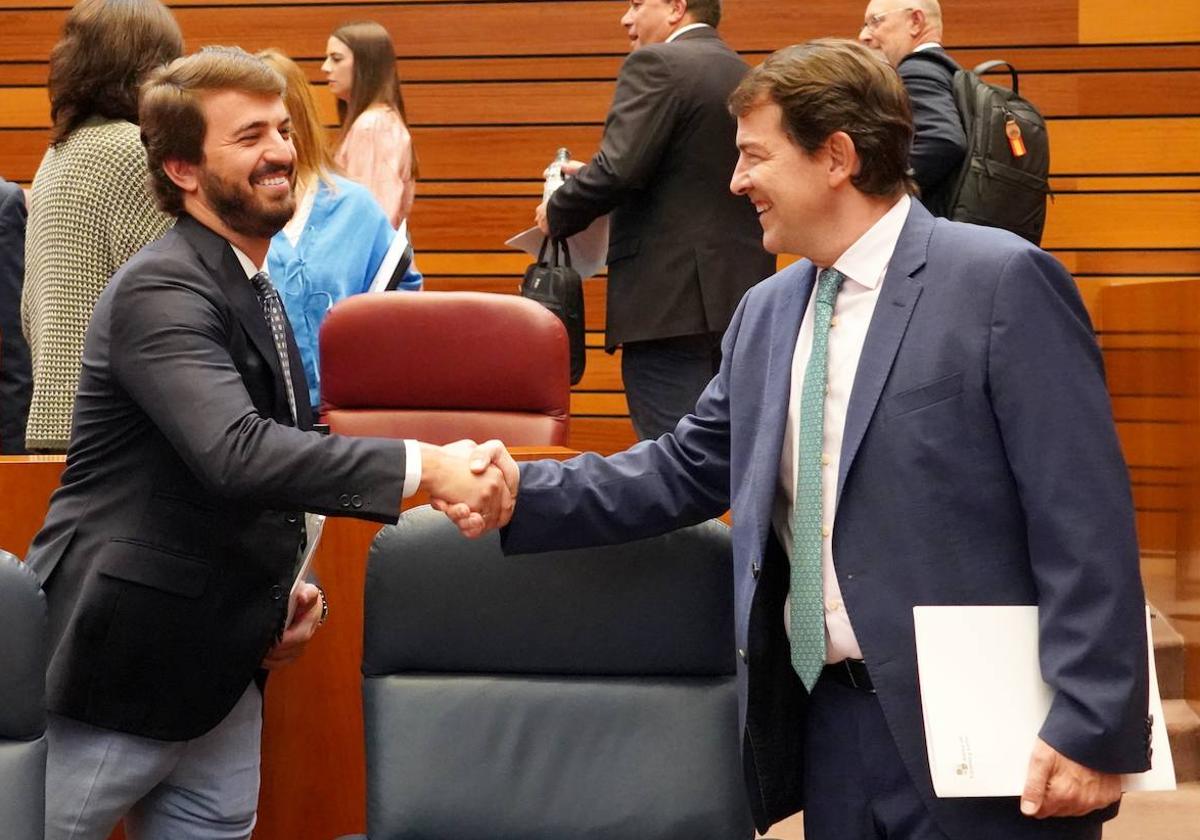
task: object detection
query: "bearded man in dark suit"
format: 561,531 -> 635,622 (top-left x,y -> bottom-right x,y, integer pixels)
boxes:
27,46 -> 510,840
536,0 -> 776,440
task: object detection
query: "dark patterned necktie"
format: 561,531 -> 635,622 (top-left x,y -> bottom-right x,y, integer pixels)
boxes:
249,271 -> 299,424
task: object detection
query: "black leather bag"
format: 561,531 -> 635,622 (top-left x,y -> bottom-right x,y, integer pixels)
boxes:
520,238 -> 585,384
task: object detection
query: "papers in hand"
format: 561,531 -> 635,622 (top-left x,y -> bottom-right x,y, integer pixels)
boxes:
913,605 -> 1175,797
283,512 -> 326,630
506,215 -> 610,281
368,221 -> 415,293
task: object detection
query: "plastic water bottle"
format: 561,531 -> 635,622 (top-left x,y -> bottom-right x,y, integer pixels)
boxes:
542,147 -> 571,202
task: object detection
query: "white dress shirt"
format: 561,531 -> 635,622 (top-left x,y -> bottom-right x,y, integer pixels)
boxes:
231,243 -> 421,498
771,194 -> 911,663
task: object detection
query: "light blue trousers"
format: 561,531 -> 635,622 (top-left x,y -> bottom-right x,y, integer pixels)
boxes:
45,683 -> 262,840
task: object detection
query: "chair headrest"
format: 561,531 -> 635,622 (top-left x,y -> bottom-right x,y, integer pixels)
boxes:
320,292 -> 570,414
363,507 -> 735,679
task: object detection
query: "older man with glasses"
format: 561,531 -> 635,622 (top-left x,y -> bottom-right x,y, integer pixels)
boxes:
859,1 -> 966,218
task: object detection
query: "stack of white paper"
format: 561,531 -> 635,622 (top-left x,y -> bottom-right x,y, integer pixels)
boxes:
914,605 -> 1175,797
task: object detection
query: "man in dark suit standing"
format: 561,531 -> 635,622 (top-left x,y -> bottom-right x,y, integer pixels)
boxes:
535,0 -> 775,440
26,47 -> 510,840
859,0 -> 966,217
467,39 -> 1150,840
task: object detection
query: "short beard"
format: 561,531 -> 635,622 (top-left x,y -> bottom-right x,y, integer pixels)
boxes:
201,168 -> 295,240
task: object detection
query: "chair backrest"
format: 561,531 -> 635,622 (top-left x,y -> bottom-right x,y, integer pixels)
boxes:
319,292 -> 571,445
0,549 -> 47,838
360,506 -> 751,840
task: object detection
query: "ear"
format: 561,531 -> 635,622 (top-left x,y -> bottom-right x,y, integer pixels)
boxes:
671,0 -> 690,25
825,132 -> 860,189
908,8 -> 926,35
162,157 -> 200,196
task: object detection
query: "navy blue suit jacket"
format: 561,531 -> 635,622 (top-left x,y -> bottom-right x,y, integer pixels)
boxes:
503,202 -> 1151,838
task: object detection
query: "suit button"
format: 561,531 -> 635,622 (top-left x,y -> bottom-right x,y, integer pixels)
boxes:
338,494 -> 350,508
270,585 -> 283,601
285,513 -> 298,524
738,648 -> 748,664
350,494 -> 363,509
751,562 -> 761,580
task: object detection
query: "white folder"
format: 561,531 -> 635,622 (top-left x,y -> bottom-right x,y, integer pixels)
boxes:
913,605 -> 1175,797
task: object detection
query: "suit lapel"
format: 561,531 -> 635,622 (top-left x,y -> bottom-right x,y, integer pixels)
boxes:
836,206 -> 934,502
174,216 -> 295,425
748,263 -> 815,542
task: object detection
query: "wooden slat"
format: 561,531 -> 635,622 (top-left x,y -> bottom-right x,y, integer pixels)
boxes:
6,43 -> 1199,92
1052,176 -> 1200,192
1079,0 -> 1200,43
1054,250 -> 1200,276
1050,118 -> 1200,175
1104,350 -> 1200,396
409,192 -> 1200,252
0,0 -> 1081,64
567,417 -> 638,455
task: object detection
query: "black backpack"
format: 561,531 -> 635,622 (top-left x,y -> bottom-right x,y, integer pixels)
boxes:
921,55 -> 1051,245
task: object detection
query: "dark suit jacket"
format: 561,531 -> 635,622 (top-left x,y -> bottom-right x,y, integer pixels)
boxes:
547,27 -> 776,351
503,203 -> 1151,838
25,215 -> 409,741
0,178 -> 30,453
898,47 -> 967,217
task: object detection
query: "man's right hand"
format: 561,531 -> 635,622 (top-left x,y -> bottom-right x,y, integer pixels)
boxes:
420,441 -> 515,538
429,439 -> 519,538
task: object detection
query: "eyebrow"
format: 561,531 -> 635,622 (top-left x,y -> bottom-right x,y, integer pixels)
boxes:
232,119 -> 271,135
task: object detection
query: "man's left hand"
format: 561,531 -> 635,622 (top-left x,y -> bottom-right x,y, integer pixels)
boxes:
261,583 -> 323,670
1020,737 -> 1122,818
535,201 -> 550,235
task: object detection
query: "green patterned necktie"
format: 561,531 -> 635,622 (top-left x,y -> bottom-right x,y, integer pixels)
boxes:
790,266 -> 845,692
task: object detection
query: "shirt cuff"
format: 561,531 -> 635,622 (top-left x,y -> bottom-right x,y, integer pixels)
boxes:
402,439 -> 421,499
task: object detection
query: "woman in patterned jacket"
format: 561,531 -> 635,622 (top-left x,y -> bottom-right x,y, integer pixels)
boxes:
21,0 -> 183,451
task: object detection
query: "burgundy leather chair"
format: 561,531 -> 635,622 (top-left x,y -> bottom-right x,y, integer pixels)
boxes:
319,292 -> 570,445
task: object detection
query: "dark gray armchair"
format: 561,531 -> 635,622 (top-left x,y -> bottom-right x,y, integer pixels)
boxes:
0,549 -> 47,838
356,505 -> 751,840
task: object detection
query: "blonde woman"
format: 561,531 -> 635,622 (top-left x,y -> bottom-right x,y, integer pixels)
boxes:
260,48 -> 419,411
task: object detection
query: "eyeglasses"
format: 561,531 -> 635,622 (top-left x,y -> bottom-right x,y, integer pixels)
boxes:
861,7 -> 913,31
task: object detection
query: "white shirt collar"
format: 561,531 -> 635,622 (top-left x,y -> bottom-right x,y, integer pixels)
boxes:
828,194 -> 911,290
912,41 -> 943,53
229,244 -> 267,280
666,22 -> 711,42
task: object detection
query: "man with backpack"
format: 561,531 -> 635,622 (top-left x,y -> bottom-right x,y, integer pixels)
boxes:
859,1 -> 966,218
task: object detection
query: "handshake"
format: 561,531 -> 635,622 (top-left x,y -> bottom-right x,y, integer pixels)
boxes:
417,439 -> 520,538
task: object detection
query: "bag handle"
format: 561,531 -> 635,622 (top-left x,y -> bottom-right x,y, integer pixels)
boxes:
973,60 -> 1019,96
555,238 -> 573,269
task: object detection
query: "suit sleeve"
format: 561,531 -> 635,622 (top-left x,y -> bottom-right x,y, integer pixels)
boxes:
899,58 -> 967,193
547,47 -> 681,239
501,292 -> 747,552
986,246 -> 1150,774
108,261 -> 408,521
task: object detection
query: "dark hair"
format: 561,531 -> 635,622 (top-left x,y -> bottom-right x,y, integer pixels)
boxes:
47,0 -> 183,145
729,39 -> 915,198
329,20 -> 419,178
139,47 -> 286,216
684,0 -> 722,27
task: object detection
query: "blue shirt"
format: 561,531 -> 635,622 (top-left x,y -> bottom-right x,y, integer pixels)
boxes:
268,174 -> 420,405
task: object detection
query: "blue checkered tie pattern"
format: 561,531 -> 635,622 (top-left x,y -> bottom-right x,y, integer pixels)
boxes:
249,271 -> 299,425
790,267 -> 845,692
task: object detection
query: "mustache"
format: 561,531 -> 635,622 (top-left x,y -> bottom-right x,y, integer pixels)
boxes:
252,163 -> 293,181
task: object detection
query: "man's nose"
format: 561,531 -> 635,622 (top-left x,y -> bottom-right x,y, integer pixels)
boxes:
730,160 -> 749,196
